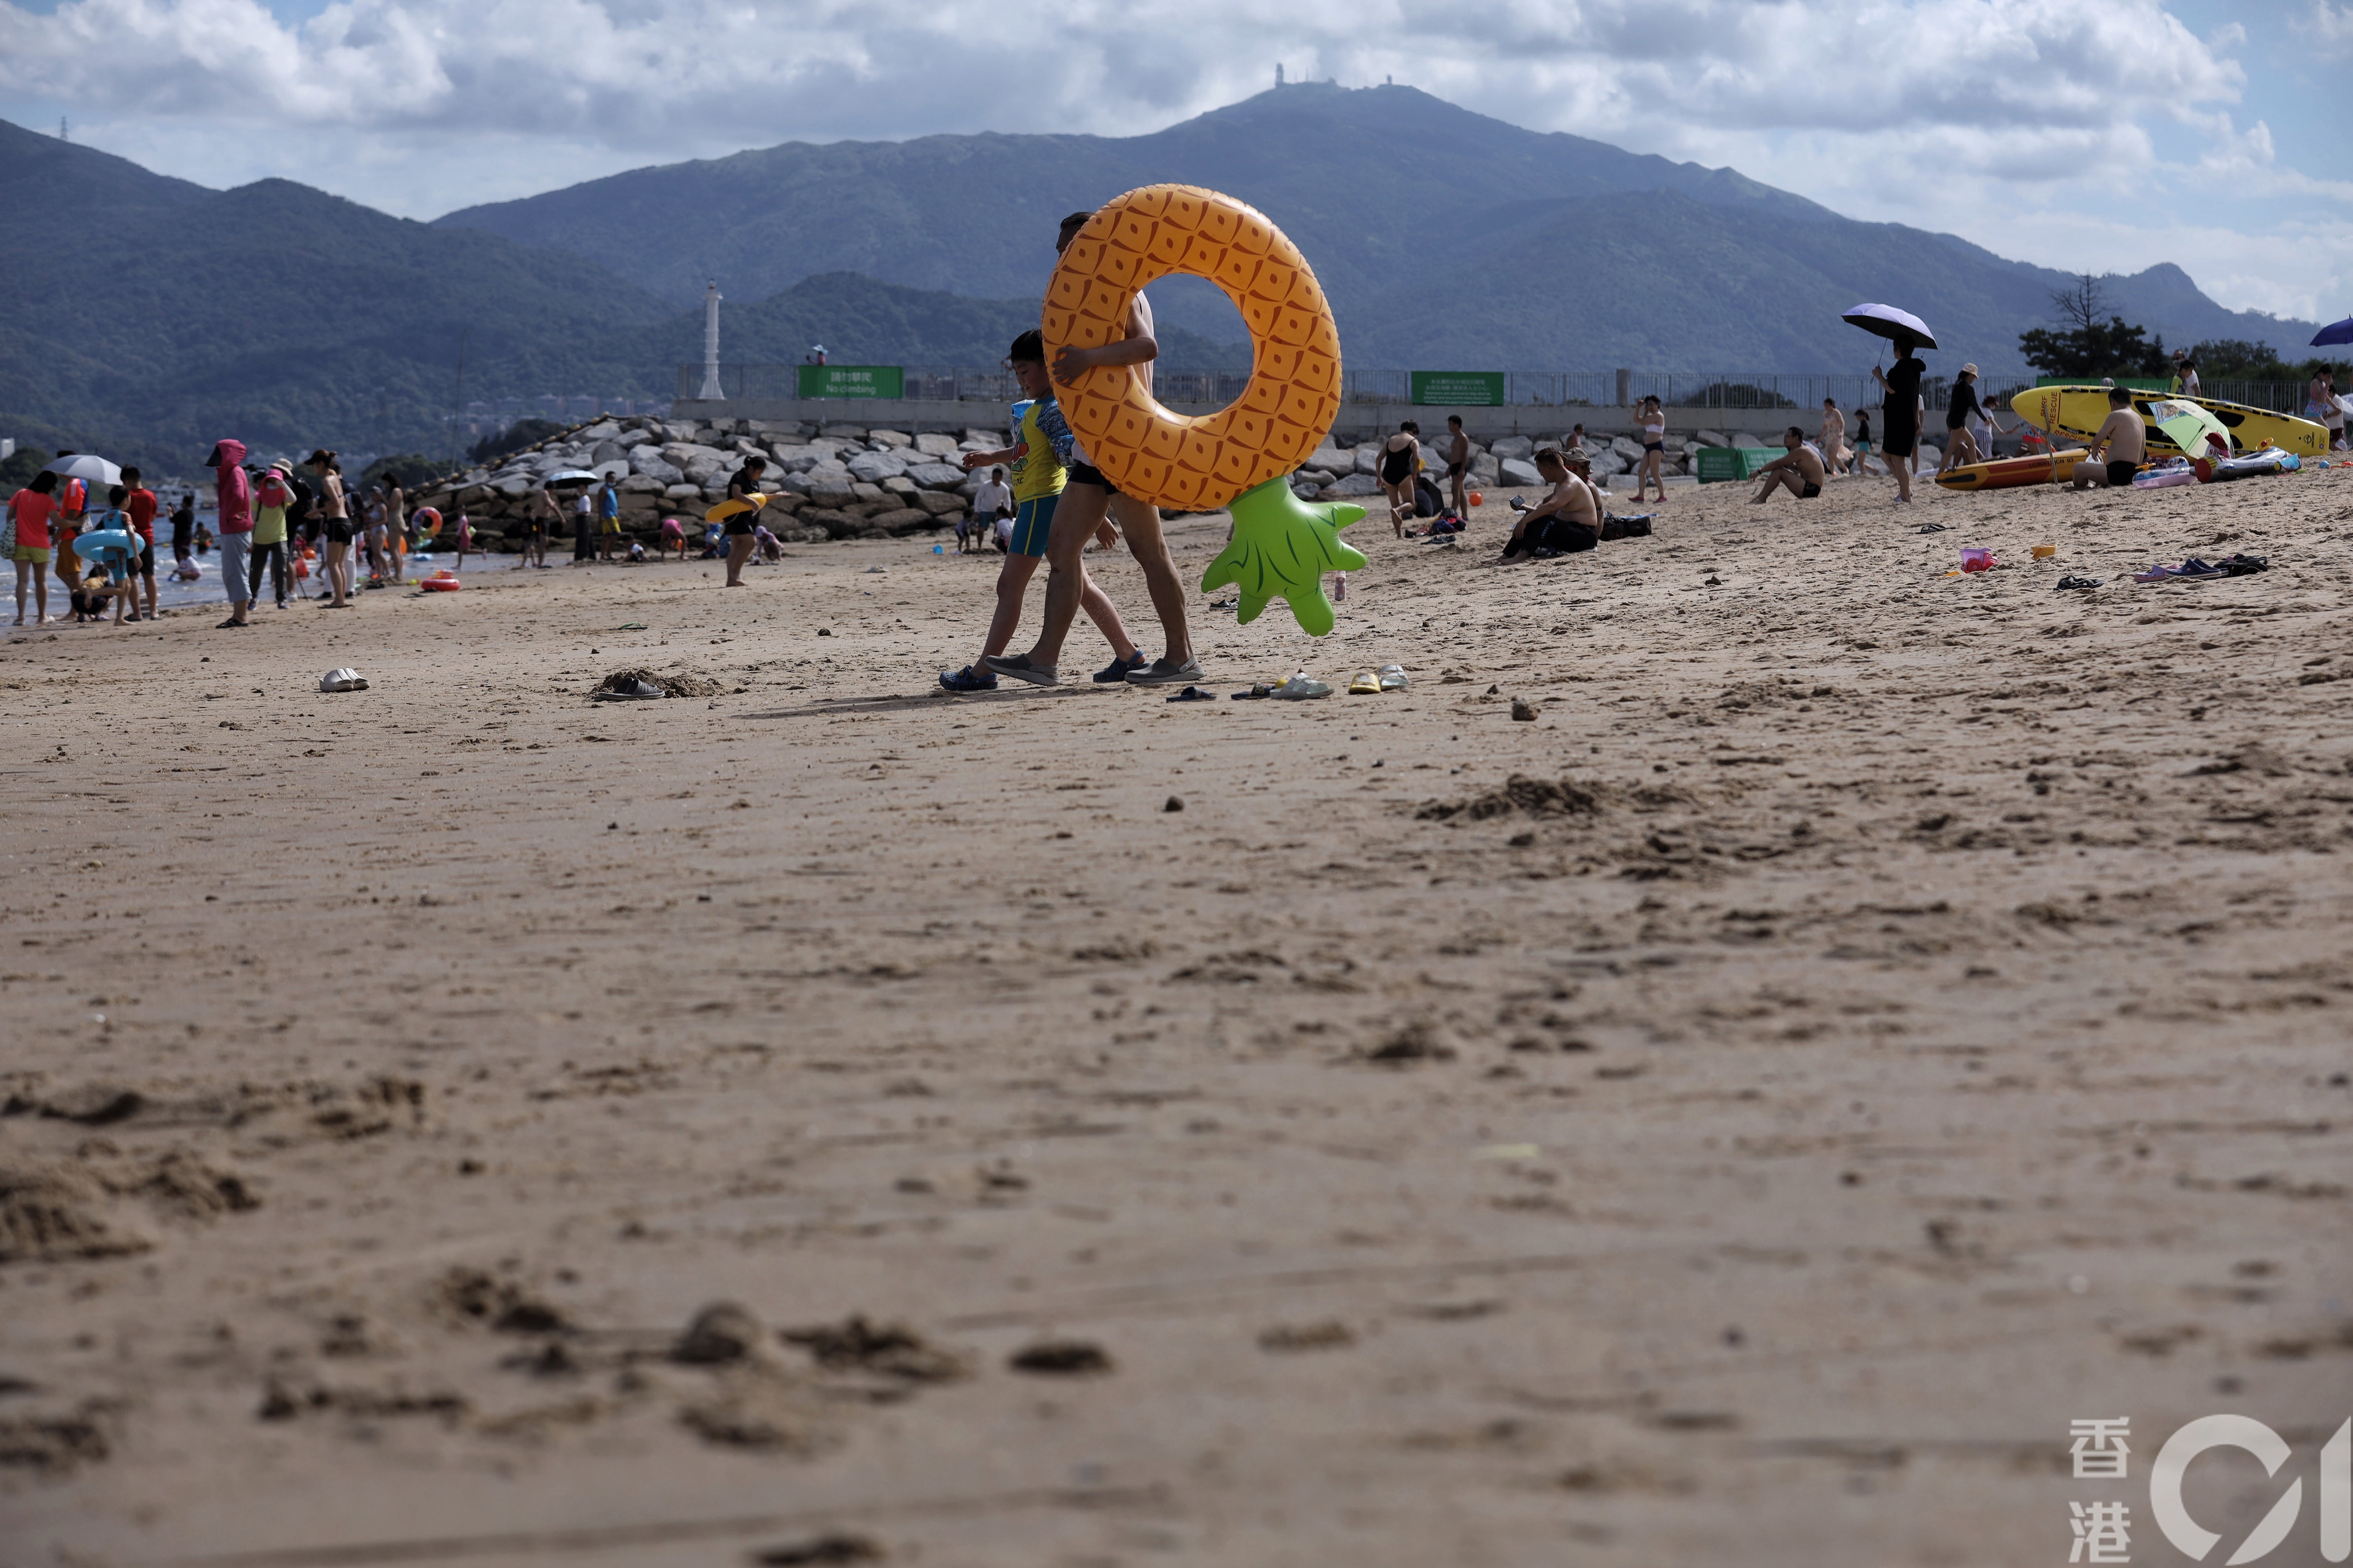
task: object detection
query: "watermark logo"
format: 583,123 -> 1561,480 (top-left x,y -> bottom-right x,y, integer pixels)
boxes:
2066,1414 -> 2352,1563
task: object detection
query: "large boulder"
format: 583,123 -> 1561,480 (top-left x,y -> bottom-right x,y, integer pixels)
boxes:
1323,473 -> 1382,497
1306,445 -> 1352,474
1694,429 -> 1731,447
1490,435 -> 1535,461
905,462 -> 965,491
662,442 -> 727,469
491,474 -> 534,499
816,423 -> 868,441
799,507 -> 860,538
619,474 -> 666,494
591,440 -> 631,466
577,420 -> 622,443
1469,454 -> 1501,482
1499,457 -> 1545,487
870,507 -> 936,534
913,432 -> 960,457
882,475 -> 920,498
1610,436 -> 1646,461
867,429 -> 912,449
664,483 -> 702,501
847,450 -> 908,484
1352,443 -> 1384,476
1293,468 -> 1337,490
914,491 -> 964,517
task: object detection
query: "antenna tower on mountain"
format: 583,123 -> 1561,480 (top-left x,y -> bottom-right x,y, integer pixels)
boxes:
1275,64 -> 1284,88
58,116 -> 68,141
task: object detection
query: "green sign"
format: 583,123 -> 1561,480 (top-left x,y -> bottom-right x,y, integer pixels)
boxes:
797,364 -> 904,399
1410,371 -> 1507,406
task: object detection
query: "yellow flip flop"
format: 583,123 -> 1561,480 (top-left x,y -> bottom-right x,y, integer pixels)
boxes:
1348,671 -> 1381,695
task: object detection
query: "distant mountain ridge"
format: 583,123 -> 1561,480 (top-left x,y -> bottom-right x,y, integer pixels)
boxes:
0,90 -> 2328,470
436,84 -> 2316,372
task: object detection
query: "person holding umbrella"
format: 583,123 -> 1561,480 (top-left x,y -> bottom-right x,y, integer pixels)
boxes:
1870,339 -> 1926,502
42,452 -> 111,600
1846,304 -> 1935,503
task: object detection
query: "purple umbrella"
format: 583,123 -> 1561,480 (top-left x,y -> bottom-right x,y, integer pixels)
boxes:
2311,318 -> 2353,347
1842,303 -> 1938,351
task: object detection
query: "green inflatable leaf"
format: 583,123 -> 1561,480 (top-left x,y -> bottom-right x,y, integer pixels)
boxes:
1198,477 -> 1369,637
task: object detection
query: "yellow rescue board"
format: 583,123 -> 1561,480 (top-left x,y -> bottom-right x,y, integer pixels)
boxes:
2009,386 -> 2326,459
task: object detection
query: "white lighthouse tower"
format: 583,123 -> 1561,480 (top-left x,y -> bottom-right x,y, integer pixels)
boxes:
697,280 -> 725,401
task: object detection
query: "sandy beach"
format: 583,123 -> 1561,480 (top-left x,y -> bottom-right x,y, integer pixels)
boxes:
4,471 -> 2350,1568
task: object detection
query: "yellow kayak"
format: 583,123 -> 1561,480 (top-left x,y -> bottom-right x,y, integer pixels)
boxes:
2009,386 -> 2326,459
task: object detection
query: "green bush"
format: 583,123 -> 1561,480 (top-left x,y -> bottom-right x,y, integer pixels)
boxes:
360,452 -> 449,490
0,446 -> 51,491
467,419 -> 567,466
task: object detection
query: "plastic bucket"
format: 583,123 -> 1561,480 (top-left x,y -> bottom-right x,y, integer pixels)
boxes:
1960,547 -> 1994,573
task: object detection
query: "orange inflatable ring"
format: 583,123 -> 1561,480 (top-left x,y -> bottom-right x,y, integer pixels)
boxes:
420,571 -> 460,593
1044,185 -> 1341,512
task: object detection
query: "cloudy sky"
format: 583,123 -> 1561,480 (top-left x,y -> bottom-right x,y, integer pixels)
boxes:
3,0 -> 2346,323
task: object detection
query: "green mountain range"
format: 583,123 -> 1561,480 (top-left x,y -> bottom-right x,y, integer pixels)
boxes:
0,86 -> 2325,473
441,83 -> 2318,372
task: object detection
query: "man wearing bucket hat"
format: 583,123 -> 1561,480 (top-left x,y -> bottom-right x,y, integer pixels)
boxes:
1939,364 -> 1987,474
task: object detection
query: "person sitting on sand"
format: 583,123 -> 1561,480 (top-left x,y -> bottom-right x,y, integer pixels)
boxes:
1751,427 -> 1828,504
2071,387 -> 2146,489
1499,448 -> 1600,560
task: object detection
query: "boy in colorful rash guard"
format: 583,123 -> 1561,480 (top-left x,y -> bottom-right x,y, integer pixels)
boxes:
940,331 -> 1142,693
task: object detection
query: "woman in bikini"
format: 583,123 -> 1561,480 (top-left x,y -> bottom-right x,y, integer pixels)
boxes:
306,451 -> 353,608
1377,420 -> 1420,539
1634,396 -> 1668,503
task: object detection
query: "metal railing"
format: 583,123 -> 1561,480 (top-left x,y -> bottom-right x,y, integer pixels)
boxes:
678,365 -> 2326,418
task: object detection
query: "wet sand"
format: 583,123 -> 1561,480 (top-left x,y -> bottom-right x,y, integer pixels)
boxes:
3,470 -> 2350,1568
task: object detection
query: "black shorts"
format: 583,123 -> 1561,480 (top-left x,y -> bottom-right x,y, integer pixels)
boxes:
1643,441 -> 1664,453
1067,462 -> 1122,497
724,518 -> 755,537
1799,482 -> 1821,499
1881,424 -> 1918,458
325,520 -> 353,545
2106,460 -> 2137,487
1447,461 -> 1465,477
136,544 -> 154,575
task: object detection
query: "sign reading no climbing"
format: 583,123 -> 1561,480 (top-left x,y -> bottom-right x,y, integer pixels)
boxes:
1410,371 -> 1506,406
797,365 -> 905,399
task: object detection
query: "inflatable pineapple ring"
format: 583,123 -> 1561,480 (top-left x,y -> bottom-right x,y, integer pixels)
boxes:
1044,185 -> 1365,636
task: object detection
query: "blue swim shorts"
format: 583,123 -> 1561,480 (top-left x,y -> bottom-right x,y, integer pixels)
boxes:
1007,493 -> 1059,557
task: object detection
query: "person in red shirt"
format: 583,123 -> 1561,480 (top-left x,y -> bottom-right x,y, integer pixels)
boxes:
121,465 -> 159,622
9,470 -> 59,625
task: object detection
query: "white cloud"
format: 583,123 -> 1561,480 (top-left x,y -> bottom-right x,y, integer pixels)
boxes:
2298,0 -> 2353,54
1,0 -> 2336,319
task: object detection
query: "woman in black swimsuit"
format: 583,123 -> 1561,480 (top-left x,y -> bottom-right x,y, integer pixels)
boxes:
1378,420 -> 1420,539
722,456 -> 769,588
1940,363 -> 1985,474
